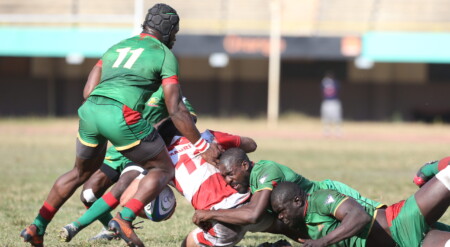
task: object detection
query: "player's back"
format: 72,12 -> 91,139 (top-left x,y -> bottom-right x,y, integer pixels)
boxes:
91,34 -> 178,112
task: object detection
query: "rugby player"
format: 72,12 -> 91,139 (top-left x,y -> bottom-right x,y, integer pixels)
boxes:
61,117 -> 258,246
20,3 -> 220,247
271,176 -> 450,247
59,86 -> 197,242
192,148 -> 384,243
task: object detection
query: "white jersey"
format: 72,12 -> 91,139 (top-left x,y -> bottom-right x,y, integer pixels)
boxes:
167,130 -> 250,210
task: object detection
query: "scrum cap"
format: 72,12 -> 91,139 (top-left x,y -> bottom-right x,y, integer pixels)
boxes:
143,3 -> 180,46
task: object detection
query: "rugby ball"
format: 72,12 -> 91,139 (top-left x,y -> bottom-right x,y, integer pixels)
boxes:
143,185 -> 176,222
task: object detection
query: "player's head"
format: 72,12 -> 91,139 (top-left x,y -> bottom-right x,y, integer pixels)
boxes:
271,182 -> 307,228
143,3 -> 180,49
218,148 -> 252,193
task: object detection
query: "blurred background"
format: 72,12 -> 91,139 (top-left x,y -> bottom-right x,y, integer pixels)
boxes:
1,0 -> 450,123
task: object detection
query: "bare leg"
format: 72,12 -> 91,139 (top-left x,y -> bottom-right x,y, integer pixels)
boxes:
181,231 -> 198,247
45,152 -> 105,209
415,174 -> 450,226
80,169 -> 114,207
131,148 -> 175,205
422,229 -> 450,247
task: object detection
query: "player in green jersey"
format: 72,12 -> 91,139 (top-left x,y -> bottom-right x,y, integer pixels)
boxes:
192,148 -> 383,243
59,88 -> 197,242
271,171 -> 450,247
21,3 -> 219,247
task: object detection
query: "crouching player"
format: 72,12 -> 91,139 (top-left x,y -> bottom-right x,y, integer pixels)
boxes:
61,117 -> 259,246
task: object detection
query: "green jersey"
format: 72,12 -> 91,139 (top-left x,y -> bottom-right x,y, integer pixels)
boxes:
304,190 -> 376,247
91,33 -> 179,112
249,160 -> 383,208
103,86 -> 196,172
250,160 -> 317,194
143,86 -> 196,123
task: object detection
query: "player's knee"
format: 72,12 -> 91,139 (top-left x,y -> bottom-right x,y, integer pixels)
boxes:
436,166 -> 450,190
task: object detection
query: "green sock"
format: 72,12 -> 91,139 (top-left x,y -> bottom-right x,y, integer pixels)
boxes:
74,196 -> 117,228
32,215 -> 49,235
98,212 -> 113,228
120,207 -> 137,222
420,161 -> 440,178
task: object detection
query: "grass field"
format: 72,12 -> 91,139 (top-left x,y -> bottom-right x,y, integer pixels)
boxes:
2,115 -> 450,246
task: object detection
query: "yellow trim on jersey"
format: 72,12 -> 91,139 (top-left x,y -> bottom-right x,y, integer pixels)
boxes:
332,197 -> 349,216
253,187 -> 273,193
366,208 -> 379,237
115,140 -> 141,151
77,133 -> 98,148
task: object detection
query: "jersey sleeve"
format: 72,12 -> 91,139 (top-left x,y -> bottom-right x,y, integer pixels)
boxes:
210,130 -> 241,150
312,190 -> 349,216
161,48 -> 179,85
251,163 -> 286,193
95,59 -> 103,67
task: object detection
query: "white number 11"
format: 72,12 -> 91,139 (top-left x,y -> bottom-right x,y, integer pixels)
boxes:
112,47 -> 144,69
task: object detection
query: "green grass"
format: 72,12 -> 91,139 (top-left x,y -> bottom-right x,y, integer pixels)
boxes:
2,116 -> 450,246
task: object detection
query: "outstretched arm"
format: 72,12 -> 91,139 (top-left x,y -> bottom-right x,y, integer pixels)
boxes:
302,198 -> 371,247
193,189 -> 271,226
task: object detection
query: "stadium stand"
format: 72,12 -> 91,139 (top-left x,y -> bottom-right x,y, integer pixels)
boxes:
1,0 -> 450,35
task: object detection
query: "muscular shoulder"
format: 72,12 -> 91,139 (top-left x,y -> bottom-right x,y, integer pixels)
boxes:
308,190 -> 348,216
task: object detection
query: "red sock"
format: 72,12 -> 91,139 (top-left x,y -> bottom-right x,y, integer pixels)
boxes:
39,201 -> 58,221
121,199 -> 144,221
124,198 -> 144,215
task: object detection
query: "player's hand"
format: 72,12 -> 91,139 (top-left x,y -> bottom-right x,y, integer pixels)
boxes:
192,210 -> 212,230
299,238 -> 328,247
200,142 -> 221,166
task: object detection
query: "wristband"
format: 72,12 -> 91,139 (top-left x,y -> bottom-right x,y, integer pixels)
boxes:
194,137 -> 210,154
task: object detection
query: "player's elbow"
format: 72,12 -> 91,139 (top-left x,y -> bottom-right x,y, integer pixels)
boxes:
246,141 -> 257,153
353,212 -> 371,229
244,211 -> 263,225
240,137 -> 257,153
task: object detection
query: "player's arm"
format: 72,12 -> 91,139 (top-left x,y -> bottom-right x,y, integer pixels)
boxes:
239,136 -> 257,153
163,83 -> 220,165
193,189 -> 271,226
211,130 -> 257,153
302,197 -> 371,246
83,60 -> 102,99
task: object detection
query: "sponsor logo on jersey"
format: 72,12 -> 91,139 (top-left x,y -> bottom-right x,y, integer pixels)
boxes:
317,224 -> 324,232
325,194 -> 335,204
259,174 -> 269,184
147,97 -> 160,107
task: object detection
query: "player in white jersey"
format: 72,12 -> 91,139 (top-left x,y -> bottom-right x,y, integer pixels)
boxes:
122,128 -> 260,246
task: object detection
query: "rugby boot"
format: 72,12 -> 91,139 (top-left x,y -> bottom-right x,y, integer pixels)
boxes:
89,227 -> 118,241
59,223 -> 81,242
413,160 -> 438,187
20,224 -> 44,247
108,212 -> 144,247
